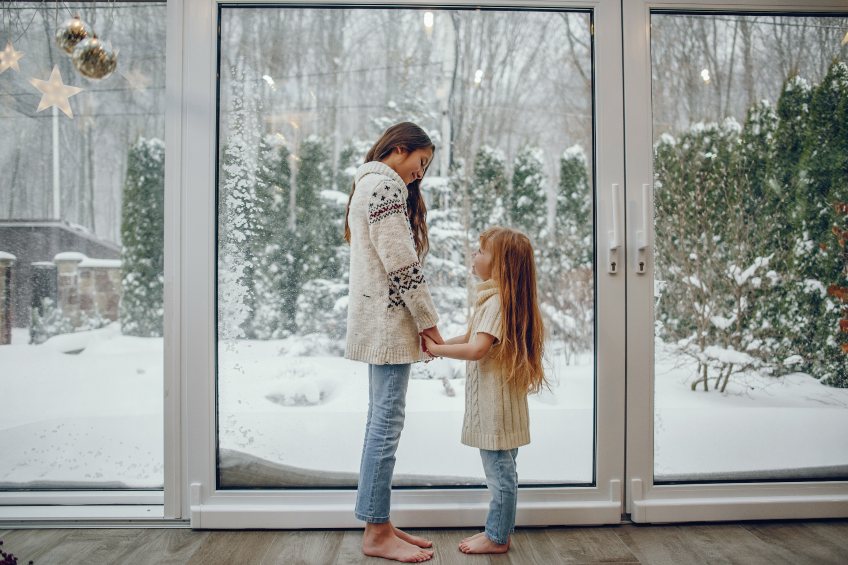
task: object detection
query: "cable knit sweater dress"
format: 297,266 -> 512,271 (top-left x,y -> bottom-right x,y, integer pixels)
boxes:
344,161 -> 439,365
462,278 -> 531,451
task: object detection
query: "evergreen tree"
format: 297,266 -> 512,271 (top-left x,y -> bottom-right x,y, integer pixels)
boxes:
802,62 -> 848,386
537,145 -> 593,360
120,137 -> 165,337
297,136 -> 342,281
554,145 -> 592,268
510,145 -> 547,242
251,135 -> 293,339
469,146 -> 508,233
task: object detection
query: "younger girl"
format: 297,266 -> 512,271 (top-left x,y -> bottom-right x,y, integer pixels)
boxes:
422,226 -> 546,554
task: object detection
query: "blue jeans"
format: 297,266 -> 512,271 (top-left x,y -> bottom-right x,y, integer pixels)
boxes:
355,363 -> 411,523
480,448 -> 519,544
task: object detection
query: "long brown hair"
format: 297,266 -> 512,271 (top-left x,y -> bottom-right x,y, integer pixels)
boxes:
479,226 -> 547,394
343,122 -> 434,257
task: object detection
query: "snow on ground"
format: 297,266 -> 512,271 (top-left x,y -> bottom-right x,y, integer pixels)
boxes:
2,328 -> 847,488
1,327 -> 163,487
653,341 -> 848,478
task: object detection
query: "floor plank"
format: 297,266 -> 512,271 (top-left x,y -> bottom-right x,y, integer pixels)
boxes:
186,530 -> 279,565
544,525 -> 640,563
0,529 -> 91,565
61,529 -> 162,565
615,523 -> 798,565
259,529 -> 344,565
741,519 -> 848,565
505,527 -> 560,564
332,529 -> 374,565
2,521 -> 847,565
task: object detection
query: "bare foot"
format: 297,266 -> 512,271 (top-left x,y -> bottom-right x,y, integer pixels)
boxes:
460,531 -> 486,544
458,533 -> 510,554
363,523 -> 434,563
393,525 -> 433,548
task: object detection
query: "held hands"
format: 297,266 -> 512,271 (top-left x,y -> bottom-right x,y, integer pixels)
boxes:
419,326 -> 444,360
421,333 -> 439,358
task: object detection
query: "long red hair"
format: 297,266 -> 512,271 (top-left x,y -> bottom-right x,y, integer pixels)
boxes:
343,122 -> 434,257
479,226 -> 547,394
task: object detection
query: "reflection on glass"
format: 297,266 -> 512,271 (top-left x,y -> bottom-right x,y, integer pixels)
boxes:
651,13 -> 848,481
216,7 -> 595,488
0,3 -> 166,489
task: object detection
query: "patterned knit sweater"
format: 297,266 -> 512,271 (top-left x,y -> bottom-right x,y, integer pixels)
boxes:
461,278 -> 531,451
344,161 -> 440,365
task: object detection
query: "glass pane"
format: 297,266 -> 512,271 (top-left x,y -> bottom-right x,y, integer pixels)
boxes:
0,3 -> 166,489
216,7 -> 595,488
651,12 -> 848,482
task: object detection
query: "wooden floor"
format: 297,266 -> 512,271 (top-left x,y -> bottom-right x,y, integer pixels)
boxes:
2,520 -> 847,564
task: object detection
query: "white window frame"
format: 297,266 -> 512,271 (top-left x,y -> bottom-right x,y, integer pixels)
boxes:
182,0 -> 627,529
622,0 -> 848,523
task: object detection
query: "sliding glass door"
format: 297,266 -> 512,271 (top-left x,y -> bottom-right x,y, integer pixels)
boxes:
184,0 -> 626,529
624,0 -> 848,522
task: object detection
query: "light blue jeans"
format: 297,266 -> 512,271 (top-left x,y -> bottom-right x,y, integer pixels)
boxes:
480,448 -> 519,545
354,363 -> 411,523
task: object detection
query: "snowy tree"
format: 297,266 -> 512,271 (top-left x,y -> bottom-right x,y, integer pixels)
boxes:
426,196 -> 472,333
654,119 -> 775,390
295,279 -> 349,339
509,145 -> 547,242
538,145 -> 593,361
803,62 -> 848,387
30,298 -> 74,344
250,135 -> 292,339
120,137 -> 165,337
469,146 -> 508,233
554,145 -> 592,268
297,136 -> 343,281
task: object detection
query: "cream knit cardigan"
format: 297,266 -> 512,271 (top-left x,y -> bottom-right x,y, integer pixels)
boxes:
344,161 -> 440,365
462,278 -> 531,451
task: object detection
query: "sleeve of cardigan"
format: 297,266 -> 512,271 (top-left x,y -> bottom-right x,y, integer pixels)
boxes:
367,181 -> 440,331
475,298 -> 503,342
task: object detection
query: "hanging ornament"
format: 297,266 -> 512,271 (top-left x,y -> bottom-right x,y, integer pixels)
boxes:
29,65 -> 83,119
0,41 -> 24,74
72,35 -> 118,80
56,15 -> 90,54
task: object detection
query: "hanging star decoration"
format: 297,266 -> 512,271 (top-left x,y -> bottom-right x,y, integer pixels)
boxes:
29,65 -> 83,119
0,41 -> 24,74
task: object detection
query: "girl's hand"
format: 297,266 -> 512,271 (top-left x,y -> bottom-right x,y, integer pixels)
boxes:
421,326 -> 444,345
421,334 -> 439,357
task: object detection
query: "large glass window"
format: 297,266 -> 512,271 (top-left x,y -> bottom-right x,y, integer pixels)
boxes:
0,2 -> 166,489
216,7 -> 596,488
650,12 -> 848,482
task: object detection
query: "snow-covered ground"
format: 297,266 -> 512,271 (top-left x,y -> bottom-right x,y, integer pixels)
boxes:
2,327 -> 847,488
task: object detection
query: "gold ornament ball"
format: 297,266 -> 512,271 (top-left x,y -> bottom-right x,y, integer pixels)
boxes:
56,15 -> 89,54
72,36 -> 118,80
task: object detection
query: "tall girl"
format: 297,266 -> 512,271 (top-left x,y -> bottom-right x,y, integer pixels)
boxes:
344,122 -> 443,563
422,226 -> 546,554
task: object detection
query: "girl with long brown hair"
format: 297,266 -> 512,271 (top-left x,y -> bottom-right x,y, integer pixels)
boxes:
422,226 -> 546,555
344,122 -> 443,563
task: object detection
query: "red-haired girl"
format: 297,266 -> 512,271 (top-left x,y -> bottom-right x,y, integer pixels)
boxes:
422,226 -> 546,554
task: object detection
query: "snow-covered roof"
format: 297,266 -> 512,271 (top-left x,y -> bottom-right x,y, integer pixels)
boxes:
78,258 -> 122,269
54,252 -> 88,262
0,251 -> 17,261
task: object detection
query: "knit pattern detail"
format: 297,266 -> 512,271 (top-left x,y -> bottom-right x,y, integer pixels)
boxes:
387,261 -> 426,310
368,183 -> 406,224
